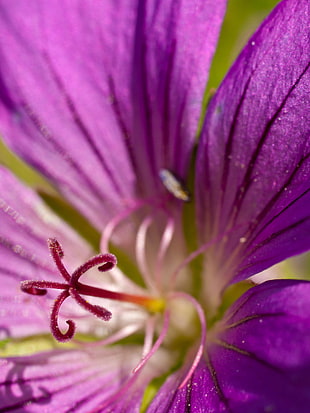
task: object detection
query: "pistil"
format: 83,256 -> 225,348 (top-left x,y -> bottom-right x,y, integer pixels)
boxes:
20,238 -> 165,342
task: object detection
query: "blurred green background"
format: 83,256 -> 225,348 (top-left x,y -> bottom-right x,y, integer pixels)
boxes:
209,0 -> 280,88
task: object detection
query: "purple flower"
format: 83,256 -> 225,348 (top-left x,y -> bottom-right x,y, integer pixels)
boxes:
0,0 -> 309,411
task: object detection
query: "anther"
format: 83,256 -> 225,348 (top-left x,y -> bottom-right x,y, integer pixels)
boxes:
159,169 -> 190,202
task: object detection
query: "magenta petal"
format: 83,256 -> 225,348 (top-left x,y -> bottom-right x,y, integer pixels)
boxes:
148,280 -> 310,412
0,0 -> 227,229
130,0 -> 227,194
196,0 -> 310,283
0,167 -> 92,338
0,346 -> 164,412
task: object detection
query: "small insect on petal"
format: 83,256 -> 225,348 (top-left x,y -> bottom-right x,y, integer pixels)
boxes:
159,169 -> 190,202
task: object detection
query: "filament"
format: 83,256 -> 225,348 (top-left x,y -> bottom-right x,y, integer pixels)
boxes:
142,315 -> 157,358
133,309 -> 170,374
169,291 -> 206,389
155,216 -> 175,289
135,215 -> 157,291
169,222 -> 247,288
88,310 -> 171,413
100,199 -> 152,251
73,323 -> 143,347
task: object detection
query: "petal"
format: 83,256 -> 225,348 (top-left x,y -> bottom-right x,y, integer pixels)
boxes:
147,359 -> 219,412
0,346 -> 170,412
0,0 -> 227,229
210,279 -> 310,412
148,280 -> 310,412
196,0 -> 310,284
0,167 -> 92,338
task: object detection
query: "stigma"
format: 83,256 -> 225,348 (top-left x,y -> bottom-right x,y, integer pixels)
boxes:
20,238 -> 165,342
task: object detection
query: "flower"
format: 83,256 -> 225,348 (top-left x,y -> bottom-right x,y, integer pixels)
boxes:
0,0 -> 309,411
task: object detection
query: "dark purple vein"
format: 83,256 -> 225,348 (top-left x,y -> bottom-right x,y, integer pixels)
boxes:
162,40 -> 176,165
107,76 -> 139,190
42,51 -> 123,198
133,2 -> 156,181
231,60 -> 310,224
246,185 -> 310,251
185,374 -> 193,413
216,339 -> 284,374
22,99 -> 103,213
205,349 -> 233,412
240,216 -> 309,270
0,361 -> 106,412
224,312 -> 285,330
220,76 -> 252,204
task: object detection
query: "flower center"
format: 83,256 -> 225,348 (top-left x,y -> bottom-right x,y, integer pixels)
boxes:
20,238 -> 165,342
19,223 -> 211,397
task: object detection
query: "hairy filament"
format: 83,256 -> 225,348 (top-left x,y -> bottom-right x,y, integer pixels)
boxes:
88,311 -> 171,413
155,216 -> 175,289
73,323 -> 143,347
169,291 -> 207,389
135,215 -> 157,291
169,223 -> 247,288
142,315 -> 157,358
100,198 -> 157,251
133,309 -> 171,374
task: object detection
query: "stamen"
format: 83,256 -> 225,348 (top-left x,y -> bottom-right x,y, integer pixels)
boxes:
135,215 -> 157,291
155,216 -> 175,289
87,295 -> 194,412
159,169 -> 190,202
21,238 -> 165,342
169,292 -> 207,389
133,309 -> 171,374
73,324 -> 143,347
100,199 -> 151,251
142,315 -> 157,358
169,223 -> 247,288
